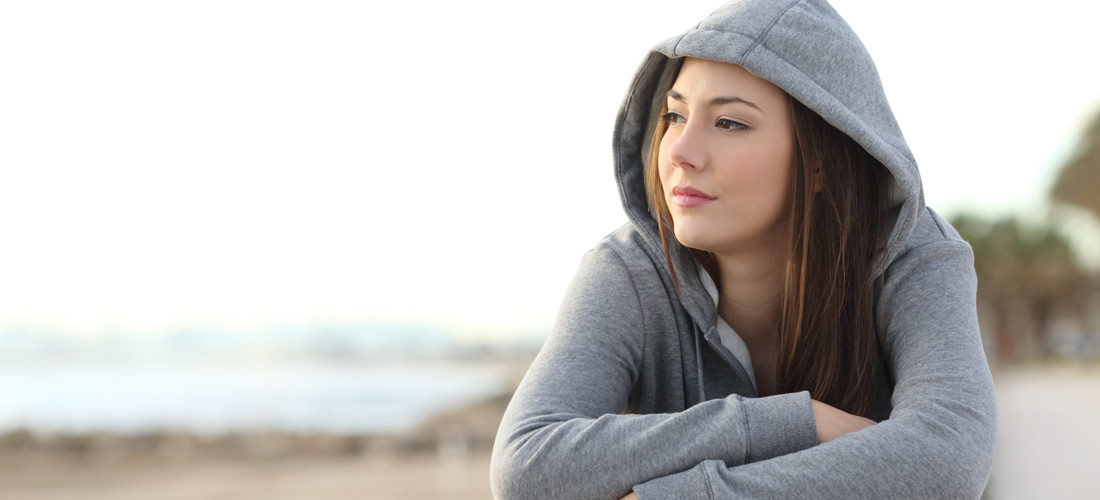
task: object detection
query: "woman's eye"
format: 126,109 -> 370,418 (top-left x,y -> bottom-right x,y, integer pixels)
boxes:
662,112 -> 686,124
716,118 -> 748,130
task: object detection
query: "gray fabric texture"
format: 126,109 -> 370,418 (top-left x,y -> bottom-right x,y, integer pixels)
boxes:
490,0 -> 997,498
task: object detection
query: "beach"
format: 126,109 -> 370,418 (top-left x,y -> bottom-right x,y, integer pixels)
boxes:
0,387 -> 510,500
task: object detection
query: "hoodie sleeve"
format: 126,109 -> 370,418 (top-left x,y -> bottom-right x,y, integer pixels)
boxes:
490,242 -> 818,500
632,218 -> 997,499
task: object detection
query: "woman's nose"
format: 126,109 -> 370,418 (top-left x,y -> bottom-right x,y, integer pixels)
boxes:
667,124 -> 705,171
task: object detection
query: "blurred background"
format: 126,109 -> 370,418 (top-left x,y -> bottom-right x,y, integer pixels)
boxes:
1,1 -> 1098,498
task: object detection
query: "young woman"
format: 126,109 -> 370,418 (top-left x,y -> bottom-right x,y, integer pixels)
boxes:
491,1 -> 997,499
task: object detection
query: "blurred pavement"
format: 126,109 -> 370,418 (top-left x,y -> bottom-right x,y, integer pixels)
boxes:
989,366 -> 1100,500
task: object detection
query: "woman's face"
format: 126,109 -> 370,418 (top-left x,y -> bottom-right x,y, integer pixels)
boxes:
658,58 -> 795,257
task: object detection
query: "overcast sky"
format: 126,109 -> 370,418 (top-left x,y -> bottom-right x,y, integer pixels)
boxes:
2,0 -> 1099,339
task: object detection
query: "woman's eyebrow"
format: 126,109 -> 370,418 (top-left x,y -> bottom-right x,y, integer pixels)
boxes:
667,89 -> 762,111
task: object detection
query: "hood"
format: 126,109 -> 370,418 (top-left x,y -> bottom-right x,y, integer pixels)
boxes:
613,0 -> 924,300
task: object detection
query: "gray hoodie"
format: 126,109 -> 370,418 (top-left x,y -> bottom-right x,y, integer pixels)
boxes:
490,1 -> 997,499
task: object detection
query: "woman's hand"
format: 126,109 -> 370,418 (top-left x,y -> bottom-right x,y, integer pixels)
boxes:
617,403 -> 871,500
812,400 -> 876,443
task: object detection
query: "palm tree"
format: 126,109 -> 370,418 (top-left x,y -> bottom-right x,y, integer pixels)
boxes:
1052,111 -> 1100,216
952,108 -> 1100,362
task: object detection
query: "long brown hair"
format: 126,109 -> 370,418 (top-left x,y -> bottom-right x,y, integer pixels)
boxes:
645,93 -> 887,418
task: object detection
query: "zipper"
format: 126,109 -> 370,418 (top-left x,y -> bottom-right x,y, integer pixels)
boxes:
703,328 -> 757,398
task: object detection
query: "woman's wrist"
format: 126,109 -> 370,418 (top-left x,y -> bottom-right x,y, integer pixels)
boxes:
811,400 -> 877,443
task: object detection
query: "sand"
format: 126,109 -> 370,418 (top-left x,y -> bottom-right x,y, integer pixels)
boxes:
987,365 -> 1100,500
0,453 -> 493,500
0,391 -> 510,500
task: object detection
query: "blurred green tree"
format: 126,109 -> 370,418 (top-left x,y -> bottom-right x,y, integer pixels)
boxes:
952,216 -> 1095,360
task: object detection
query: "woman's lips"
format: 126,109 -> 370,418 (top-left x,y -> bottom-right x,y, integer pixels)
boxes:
671,186 -> 716,207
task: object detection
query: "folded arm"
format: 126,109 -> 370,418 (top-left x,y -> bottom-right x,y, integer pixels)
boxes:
492,219 -> 996,500
490,244 -> 818,500
633,237 -> 997,499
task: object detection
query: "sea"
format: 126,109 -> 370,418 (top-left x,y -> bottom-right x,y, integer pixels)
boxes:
0,359 -> 512,436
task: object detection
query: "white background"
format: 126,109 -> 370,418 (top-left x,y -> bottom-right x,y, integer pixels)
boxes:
2,0 -> 1098,339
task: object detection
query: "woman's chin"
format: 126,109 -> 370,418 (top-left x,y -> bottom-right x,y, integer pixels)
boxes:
672,229 -> 721,254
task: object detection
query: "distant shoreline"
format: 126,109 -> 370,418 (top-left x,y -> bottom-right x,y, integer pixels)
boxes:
0,358 -> 527,469
0,390 -> 512,469
0,357 -> 533,438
